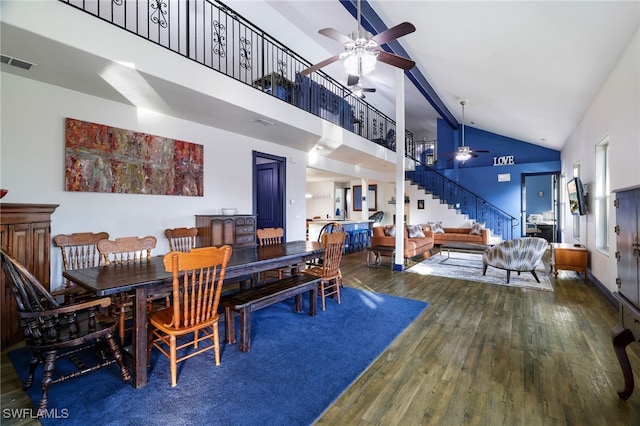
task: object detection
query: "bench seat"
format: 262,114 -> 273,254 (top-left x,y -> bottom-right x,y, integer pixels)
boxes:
223,274 -> 321,352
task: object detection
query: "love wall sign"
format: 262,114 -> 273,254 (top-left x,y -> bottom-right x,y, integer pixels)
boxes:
492,155 -> 515,166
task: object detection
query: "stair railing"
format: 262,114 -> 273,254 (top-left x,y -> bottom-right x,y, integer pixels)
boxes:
407,165 -> 518,241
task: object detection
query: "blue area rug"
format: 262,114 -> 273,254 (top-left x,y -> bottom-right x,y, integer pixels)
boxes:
9,287 -> 428,426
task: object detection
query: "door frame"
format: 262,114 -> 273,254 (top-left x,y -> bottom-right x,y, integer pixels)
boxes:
521,171 -> 560,242
252,150 -> 286,235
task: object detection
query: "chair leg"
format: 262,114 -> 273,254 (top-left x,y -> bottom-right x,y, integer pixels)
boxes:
105,332 -> 131,382
23,351 -> 40,390
39,351 -> 57,410
335,278 -> 342,305
506,270 -> 511,283
119,306 -> 127,347
530,270 -> 541,283
170,335 -> 177,387
213,323 -> 220,366
319,281 -> 326,311
483,263 -> 488,276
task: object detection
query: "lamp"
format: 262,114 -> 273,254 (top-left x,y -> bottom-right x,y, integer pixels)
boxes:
341,32 -> 378,76
455,146 -> 472,162
455,100 -> 471,162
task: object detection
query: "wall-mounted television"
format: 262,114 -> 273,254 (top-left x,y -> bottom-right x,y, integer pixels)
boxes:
567,177 -> 587,216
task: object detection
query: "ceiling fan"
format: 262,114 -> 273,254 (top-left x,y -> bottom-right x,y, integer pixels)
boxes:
345,74 -> 376,99
299,0 -> 416,79
445,100 -> 489,163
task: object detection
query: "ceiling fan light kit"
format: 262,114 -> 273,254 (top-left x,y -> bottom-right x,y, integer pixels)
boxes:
299,0 -> 415,78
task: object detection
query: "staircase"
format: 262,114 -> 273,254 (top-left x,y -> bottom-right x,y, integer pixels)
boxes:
406,165 -> 518,242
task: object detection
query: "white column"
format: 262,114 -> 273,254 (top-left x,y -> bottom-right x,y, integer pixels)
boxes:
394,68 -> 406,269
361,178 -> 368,221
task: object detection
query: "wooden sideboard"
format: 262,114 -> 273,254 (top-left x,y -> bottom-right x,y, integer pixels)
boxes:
0,203 -> 58,350
550,243 -> 588,281
195,214 -> 257,248
611,186 -> 640,400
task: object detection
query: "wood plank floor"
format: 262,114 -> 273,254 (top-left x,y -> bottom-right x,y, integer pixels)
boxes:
2,248 -> 639,425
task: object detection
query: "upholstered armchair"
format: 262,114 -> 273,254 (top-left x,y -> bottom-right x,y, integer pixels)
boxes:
482,237 -> 548,283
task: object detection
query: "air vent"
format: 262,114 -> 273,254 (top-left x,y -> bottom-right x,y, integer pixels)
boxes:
0,54 -> 35,70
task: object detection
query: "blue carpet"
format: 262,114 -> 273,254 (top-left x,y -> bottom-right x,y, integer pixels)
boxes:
9,287 -> 428,426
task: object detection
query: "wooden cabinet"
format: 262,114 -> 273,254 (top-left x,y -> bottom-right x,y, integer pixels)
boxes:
611,186 -> 640,399
0,203 -> 58,350
195,214 -> 257,248
550,243 -> 588,281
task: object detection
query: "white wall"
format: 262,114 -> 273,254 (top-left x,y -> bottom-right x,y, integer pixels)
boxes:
0,73 -> 309,290
560,28 -> 640,292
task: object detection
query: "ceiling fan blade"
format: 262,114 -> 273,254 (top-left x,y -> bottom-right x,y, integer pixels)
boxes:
347,74 -> 359,86
376,51 -> 416,70
362,88 -> 376,93
319,28 -> 353,45
370,22 -> 416,45
299,54 -> 341,76
471,150 -> 490,153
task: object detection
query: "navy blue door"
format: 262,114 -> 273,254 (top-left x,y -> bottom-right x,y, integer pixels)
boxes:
254,157 -> 284,231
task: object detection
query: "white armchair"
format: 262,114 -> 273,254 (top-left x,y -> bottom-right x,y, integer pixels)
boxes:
482,237 -> 548,283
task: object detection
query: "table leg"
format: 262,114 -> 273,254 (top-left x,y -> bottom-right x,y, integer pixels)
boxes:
612,324 -> 636,400
309,287 -> 317,316
294,294 -> 303,312
133,287 -> 148,389
239,308 -> 251,352
224,306 -> 236,344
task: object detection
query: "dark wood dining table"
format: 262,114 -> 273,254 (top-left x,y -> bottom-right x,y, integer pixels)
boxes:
62,240 -> 323,388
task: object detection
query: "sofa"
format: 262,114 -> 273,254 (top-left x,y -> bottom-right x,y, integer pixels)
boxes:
371,224 -> 434,260
425,222 -> 490,246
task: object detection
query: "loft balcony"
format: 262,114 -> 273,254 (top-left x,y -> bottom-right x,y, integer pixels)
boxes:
55,0 -> 419,168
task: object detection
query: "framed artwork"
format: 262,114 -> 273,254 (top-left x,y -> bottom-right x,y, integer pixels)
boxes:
64,118 -> 204,196
353,184 -> 377,211
417,199 -> 425,210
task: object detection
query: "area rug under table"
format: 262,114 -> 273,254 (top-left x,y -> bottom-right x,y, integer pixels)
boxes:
407,251 -> 553,291
8,287 -> 428,426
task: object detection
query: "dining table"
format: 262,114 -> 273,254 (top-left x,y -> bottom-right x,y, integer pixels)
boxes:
62,240 -> 323,388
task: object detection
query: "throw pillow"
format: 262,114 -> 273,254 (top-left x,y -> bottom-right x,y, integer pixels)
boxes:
469,221 -> 486,235
430,222 -> 445,234
384,225 -> 396,237
407,225 -> 425,238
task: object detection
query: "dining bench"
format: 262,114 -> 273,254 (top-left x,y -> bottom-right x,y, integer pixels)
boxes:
223,274 -> 321,352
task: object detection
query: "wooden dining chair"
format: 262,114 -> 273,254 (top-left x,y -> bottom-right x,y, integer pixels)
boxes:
52,231 -> 108,302
148,245 -> 232,387
0,248 -> 130,410
97,235 -> 167,346
302,231 -> 346,310
165,227 -> 198,252
308,222 -> 345,268
256,227 -> 299,283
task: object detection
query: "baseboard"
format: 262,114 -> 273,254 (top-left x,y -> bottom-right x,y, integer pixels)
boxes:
587,270 -> 618,309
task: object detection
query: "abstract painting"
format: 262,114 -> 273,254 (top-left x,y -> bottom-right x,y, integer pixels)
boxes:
65,118 -> 203,196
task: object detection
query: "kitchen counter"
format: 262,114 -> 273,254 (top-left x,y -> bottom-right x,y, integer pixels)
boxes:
307,220 -> 374,242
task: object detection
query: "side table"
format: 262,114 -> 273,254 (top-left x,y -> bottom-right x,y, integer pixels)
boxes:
366,246 -> 395,269
550,243 -> 588,281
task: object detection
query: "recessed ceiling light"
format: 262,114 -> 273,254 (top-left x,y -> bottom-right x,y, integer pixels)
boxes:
252,118 -> 274,126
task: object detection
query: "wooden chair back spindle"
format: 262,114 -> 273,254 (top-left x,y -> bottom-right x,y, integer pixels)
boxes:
163,246 -> 231,329
257,227 -> 284,246
165,227 -> 198,253
97,236 -> 157,266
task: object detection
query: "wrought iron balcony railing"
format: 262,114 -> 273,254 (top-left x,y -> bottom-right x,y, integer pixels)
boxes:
60,0 -> 414,154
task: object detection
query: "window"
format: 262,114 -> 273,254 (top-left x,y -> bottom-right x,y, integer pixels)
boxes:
595,137 -> 610,252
